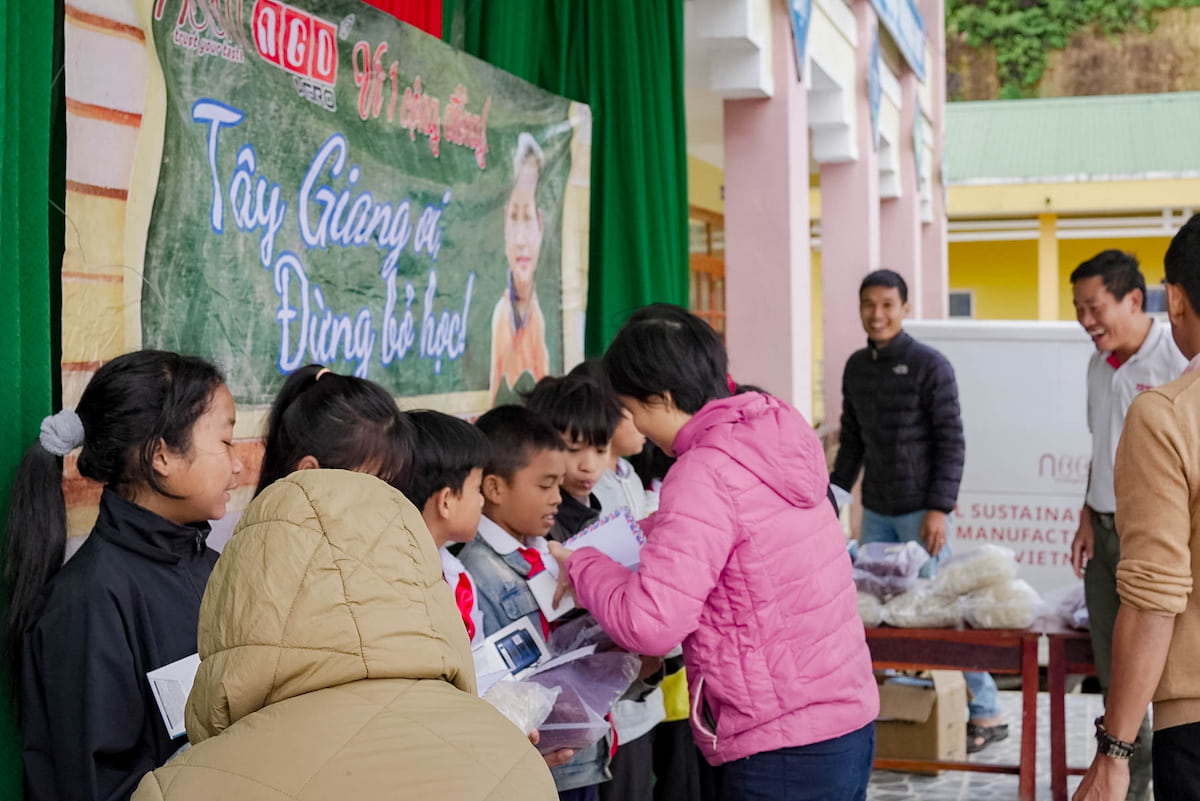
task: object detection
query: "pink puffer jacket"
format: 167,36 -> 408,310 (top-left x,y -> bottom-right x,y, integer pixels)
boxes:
568,392 -> 878,765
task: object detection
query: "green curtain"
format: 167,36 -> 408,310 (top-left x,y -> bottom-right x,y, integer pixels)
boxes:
444,0 -> 689,355
0,0 -> 61,795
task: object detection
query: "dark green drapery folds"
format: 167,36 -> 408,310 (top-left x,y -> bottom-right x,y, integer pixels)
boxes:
444,0 -> 689,356
1,0 -> 61,795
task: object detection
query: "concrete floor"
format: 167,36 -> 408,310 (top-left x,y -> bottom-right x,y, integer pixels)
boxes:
867,690 -> 1108,800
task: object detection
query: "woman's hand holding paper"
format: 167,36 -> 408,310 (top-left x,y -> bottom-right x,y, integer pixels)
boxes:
547,542 -> 575,608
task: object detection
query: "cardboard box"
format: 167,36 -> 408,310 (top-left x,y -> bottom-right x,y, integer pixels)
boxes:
874,671 -> 967,771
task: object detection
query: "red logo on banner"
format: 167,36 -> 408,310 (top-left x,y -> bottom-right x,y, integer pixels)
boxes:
252,0 -> 338,85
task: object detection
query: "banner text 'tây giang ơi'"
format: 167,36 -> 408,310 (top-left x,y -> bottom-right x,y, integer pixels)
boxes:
137,0 -> 589,410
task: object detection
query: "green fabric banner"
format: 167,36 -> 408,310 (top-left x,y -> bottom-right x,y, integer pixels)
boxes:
445,0 -> 690,355
142,0 -> 589,408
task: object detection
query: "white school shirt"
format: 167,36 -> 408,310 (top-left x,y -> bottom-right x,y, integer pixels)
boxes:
593,458 -> 649,520
440,546 -> 485,648
476,515 -> 551,559
1086,318 -> 1186,513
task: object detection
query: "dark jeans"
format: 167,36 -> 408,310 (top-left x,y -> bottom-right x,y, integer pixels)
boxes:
721,723 -> 875,801
559,786 -> 598,801
1154,720 -> 1200,801
1086,509 -> 1153,801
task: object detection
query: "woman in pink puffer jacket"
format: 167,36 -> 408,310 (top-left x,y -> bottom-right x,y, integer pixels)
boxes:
550,304 -> 879,801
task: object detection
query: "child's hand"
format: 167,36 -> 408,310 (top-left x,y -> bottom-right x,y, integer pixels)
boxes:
637,655 -> 664,681
547,541 -> 575,608
529,728 -> 576,767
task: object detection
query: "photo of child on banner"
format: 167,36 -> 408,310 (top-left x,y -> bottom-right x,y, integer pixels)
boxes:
490,132 -> 553,406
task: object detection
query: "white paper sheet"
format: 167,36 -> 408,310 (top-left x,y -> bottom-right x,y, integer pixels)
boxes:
565,509 -> 645,568
147,653 -> 201,739
528,569 -> 576,621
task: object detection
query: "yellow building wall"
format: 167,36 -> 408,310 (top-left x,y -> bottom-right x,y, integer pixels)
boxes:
688,156 -> 725,214
948,240 -> 1039,319
950,237 -> 1171,320
949,179 -> 1200,218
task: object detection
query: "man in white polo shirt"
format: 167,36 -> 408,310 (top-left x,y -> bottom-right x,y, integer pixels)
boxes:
1069,249 -> 1186,801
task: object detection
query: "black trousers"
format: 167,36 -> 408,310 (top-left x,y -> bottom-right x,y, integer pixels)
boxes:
650,720 -> 721,801
600,731 -> 654,801
1153,720 -> 1200,801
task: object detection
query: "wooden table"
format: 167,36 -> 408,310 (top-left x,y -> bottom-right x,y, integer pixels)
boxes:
1045,627 -> 1096,801
866,626 -> 1041,801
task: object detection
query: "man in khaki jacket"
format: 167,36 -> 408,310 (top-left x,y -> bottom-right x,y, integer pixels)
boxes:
1075,213 -> 1200,801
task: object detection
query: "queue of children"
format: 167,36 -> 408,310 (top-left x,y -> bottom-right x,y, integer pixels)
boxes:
2,304 -> 876,801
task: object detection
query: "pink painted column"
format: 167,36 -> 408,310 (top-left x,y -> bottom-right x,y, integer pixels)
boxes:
722,0 -> 813,417
880,69 -> 923,315
920,0 -> 948,316
819,0 -> 880,429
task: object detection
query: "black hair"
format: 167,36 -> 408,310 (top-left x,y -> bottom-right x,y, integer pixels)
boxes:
400,410 -> 490,511
860,269 -> 908,304
627,440 -> 675,487
568,358 -> 628,410
603,303 -> 731,415
523,374 -> 621,447
474,405 -> 565,481
256,365 -> 414,495
1164,218 -> 1200,315
3,350 -> 224,694
567,358 -> 611,390
1069,250 -> 1146,305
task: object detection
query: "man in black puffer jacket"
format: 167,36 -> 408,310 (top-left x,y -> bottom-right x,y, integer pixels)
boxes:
830,270 -> 965,546
835,272 -> 1012,753
831,269 -> 1006,754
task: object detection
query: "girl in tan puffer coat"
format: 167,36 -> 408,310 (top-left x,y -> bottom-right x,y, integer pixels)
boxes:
132,468 -> 556,801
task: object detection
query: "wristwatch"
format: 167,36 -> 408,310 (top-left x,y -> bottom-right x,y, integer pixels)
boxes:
1094,716 -> 1139,759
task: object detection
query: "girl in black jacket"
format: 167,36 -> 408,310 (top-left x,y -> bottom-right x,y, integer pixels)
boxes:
3,351 -> 244,801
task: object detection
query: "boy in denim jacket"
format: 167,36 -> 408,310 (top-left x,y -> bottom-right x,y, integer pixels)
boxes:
459,405 -> 606,800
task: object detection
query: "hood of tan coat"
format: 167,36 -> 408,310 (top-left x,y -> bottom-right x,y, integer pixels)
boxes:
186,469 -> 474,742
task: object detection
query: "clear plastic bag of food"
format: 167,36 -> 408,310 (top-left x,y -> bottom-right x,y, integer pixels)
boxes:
482,679 -> 560,736
1073,606 -> 1090,630
858,591 -> 883,628
1042,580 -> 1089,630
853,568 -> 916,600
527,684 -> 611,753
525,651 -> 639,754
933,545 -> 1017,597
854,540 -> 930,578
960,579 -> 1045,630
880,583 -> 962,628
547,613 -> 616,655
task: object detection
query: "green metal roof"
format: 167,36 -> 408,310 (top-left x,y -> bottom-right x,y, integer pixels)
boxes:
945,92 -> 1200,185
